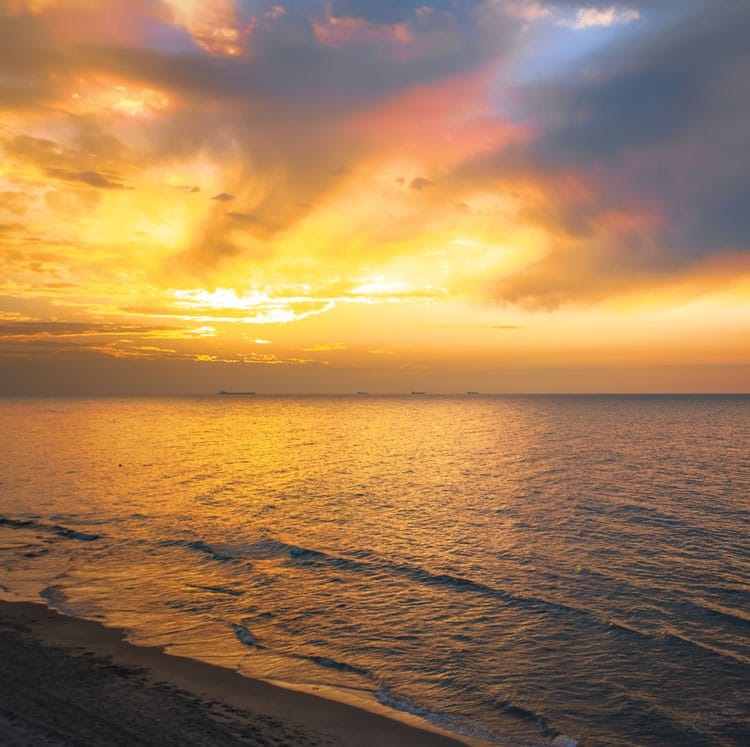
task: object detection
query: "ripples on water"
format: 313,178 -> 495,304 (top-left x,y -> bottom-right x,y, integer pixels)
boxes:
0,395 -> 748,746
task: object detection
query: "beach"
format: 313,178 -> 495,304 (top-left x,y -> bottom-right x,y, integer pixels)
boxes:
0,600 -> 470,747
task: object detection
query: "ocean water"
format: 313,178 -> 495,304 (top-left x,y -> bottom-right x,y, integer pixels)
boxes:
0,395 -> 747,746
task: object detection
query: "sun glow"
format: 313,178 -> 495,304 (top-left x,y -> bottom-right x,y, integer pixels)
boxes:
69,76 -> 174,118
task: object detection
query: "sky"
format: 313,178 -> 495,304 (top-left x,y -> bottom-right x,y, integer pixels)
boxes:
0,0 -> 748,394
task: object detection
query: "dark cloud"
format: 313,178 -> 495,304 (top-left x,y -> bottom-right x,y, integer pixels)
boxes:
520,2 -> 748,246
211,192 -> 235,201
410,177 -> 434,191
177,234 -> 245,271
45,168 -> 128,189
0,13 -> 64,110
451,0 -> 750,306
65,1 -> 505,107
4,134 -> 64,166
523,4 -> 747,160
0,321 -> 173,337
3,128 -> 131,178
226,211 -> 265,224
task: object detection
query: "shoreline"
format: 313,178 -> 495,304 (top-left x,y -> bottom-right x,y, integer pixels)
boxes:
0,599 -> 477,747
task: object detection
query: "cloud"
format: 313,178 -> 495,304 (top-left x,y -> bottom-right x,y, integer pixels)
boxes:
450,0 -> 750,306
329,1 -> 456,25
559,6 -> 640,29
225,211 -> 266,225
0,320 -> 175,338
45,168 -> 128,189
0,0 -> 526,282
0,223 -> 26,236
0,0 -> 747,338
303,342 -> 348,351
503,1 -> 554,22
419,324 -> 523,330
409,177 -> 434,190
0,191 -> 32,215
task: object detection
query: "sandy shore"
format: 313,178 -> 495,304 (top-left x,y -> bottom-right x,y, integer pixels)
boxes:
0,600 -> 471,747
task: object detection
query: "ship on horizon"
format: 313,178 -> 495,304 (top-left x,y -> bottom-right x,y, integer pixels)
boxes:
218,390 -> 256,396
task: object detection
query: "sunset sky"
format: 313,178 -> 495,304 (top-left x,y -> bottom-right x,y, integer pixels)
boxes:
1,0 -> 748,394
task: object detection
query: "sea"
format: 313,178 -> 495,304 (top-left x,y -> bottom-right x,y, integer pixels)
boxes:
0,395 -> 747,746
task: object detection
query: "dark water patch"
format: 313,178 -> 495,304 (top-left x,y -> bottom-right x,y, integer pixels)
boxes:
185,583 -> 244,597
158,538 -> 236,563
23,547 -> 49,558
494,699 -> 550,732
186,540 -> 234,562
661,628 -> 750,666
289,545 -> 326,559
604,618 -> 750,667
0,516 -> 100,542
50,525 -> 99,541
291,652 -> 370,678
685,598 -> 750,627
0,517 -> 36,530
231,623 -> 260,647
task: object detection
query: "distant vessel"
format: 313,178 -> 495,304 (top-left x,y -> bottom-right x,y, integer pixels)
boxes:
466,391 -> 480,396
218,390 -> 256,396
356,391 -> 368,395
410,391 -> 426,395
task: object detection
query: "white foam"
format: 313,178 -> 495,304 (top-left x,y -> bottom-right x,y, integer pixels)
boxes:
550,735 -> 578,747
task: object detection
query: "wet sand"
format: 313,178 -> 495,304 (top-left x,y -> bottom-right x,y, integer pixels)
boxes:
0,600 -> 470,747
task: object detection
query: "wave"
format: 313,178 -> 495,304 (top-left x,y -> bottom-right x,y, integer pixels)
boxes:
496,701 -> 549,730
153,532 -> 643,632
0,516 -> 100,542
550,737 -> 578,747
660,627 -> 750,666
158,537 -> 326,564
686,597 -> 750,626
39,585 -> 102,619
232,623 -> 260,647
185,583 -> 244,597
375,686 -> 498,743
158,539 -> 235,563
151,530 -> 750,670
291,652 -> 370,678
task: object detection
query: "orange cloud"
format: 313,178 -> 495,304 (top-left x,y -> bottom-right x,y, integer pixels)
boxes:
347,63 -> 527,164
160,0 -> 251,57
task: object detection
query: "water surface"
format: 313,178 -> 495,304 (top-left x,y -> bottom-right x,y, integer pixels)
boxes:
1,395 -> 747,745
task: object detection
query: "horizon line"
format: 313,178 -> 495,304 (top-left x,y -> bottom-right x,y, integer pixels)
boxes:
1,392 -> 748,398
